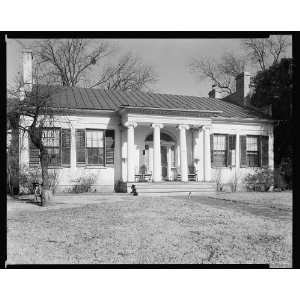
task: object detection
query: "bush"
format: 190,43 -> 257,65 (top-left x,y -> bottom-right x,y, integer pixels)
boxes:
71,174 -> 96,193
19,167 -> 42,194
244,168 -> 274,192
19,166 -> 61,194
215,169 -> 224,192
279,157 -> 292,189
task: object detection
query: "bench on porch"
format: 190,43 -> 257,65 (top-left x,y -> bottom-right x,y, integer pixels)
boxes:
176,166 -> 198,181
135,173 -> 152,182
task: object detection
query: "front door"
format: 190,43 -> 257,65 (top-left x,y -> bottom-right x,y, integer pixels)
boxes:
161,146 -> 168,179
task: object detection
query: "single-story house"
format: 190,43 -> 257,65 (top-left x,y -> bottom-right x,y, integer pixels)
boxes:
18,49 -> 274,194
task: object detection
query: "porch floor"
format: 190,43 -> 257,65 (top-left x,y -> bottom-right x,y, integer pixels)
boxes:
127,181 -> 216,195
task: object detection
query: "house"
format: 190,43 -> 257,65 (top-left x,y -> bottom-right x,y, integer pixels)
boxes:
18,49 -> 274,194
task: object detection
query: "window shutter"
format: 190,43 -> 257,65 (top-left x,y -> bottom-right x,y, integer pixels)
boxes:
76,129 -> 86,164
228,135 -> 236,167
210,134 -> 214,167
226,135 -> 230,166
61,129 -> 71,166
105,130 -> 115,165
29,138 -> 40,166
240,135 -> 247,167
261,136 -> 269,168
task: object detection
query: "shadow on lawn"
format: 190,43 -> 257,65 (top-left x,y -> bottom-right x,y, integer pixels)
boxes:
186,196 -> 292,221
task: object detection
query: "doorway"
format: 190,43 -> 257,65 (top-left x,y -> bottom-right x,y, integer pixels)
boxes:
161,146 -> 168,179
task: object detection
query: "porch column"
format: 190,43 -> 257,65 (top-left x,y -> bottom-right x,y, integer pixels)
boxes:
70,126 -> 76,168
193,126 -> 204,181
177,124 -> 189,182
151,123 -> 163,182
125,121 -> 137,182
203,125 -> 212,181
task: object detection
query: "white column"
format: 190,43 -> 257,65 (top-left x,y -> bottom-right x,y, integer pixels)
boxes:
236,133 -> 240,169
269,127 -> 274,170
151,123 -> 163,182
177,124 -> 189,182
193,126 -> 204,181
121,127 -> 127,182
203,126 -> 212,181
70,126 -> 76,168
114,125 -> 122,182
125,121 -> 137,182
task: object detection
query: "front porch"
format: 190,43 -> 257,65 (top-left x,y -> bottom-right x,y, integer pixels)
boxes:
126,181 -> 216,195
120,107 -> 215,187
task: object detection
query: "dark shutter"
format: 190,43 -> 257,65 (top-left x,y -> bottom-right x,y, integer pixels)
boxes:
228,135 -> 236,167
240,135 -> 247,167
105,130 -> 115,165
261,136 -> 269,168
61,129 -> 71,166
210,134 -> 214,167
226,135 -> 230,166
29,138 -> 40,166
76,129 -> 86,164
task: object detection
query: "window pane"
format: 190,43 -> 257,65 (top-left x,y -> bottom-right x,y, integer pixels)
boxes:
247,152 -> 259,167
213,150 -> 226,167
213,135 -> 226,150
246,136 -> 258,151
87,130 -> 103,148
46,147 -> 60,166
87,148 -> 104,165
42,129 -> 60,147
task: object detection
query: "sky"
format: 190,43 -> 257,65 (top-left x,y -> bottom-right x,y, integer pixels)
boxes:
6,38 -> 292,97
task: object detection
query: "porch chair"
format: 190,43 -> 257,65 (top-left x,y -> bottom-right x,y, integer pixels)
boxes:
135,165 -> 152,182
188,165 -> 197,181
176,166 -> 198,181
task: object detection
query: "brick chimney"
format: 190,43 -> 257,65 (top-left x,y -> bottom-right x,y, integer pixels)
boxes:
23,48 -> 33,92
208,84 -> 222,99
235,71 -> 251,106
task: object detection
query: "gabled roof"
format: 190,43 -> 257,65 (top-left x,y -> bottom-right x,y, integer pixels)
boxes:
30,85 -> 271,120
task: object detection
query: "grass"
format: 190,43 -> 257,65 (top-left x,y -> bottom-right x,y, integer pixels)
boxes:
7,193 -> 292,266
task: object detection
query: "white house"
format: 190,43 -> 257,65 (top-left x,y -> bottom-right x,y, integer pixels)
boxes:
19,49 -> 274,194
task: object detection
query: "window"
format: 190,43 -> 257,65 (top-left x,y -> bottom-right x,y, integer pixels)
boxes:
86,130 -> 104,165
29,127 -> 71,167
212,135 -> 227,167
246,136 -> 259,167
211,134 -> 236,167
42,128 -> 61,166
75,129 -> 115,166
240,135 -> 269,168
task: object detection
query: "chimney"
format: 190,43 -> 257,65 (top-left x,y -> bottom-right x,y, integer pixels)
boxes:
235,72 -> 251,106
23,48 -> 33,92
208,84 -> 222,99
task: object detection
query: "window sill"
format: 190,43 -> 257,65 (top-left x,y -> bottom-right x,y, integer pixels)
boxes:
212,166 -> 236,169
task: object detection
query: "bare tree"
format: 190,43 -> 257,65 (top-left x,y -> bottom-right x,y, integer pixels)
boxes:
190,35 -> 291,95
8,71 -> 63,204
34,39 -> 113,86
89,54 -> 157,91
34,39 -> 157,91
242,35 -> 292,71
190,52 -> 247,96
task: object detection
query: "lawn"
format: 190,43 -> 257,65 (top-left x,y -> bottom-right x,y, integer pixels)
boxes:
7,192 -> 292,267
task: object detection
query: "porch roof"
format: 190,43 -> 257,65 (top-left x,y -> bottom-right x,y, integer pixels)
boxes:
29,85 -> 271,120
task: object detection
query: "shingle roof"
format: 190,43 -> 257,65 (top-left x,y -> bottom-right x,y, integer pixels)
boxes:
31,85 -> 271,120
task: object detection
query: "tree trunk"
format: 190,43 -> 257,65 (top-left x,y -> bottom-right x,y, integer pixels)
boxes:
40,149 -> 53,205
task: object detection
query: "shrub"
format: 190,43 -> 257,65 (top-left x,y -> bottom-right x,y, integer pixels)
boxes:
244,168 -> 274,192
71,174 -> 96,193
19,167 -> 42,194
230,170 -> 239,192
215,169 -> 224,192
19,166 -> 61,194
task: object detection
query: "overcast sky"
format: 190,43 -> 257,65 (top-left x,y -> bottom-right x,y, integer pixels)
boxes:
6,38 -> 292,97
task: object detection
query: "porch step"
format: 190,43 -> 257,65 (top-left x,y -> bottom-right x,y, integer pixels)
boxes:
127,181 -> 216,194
